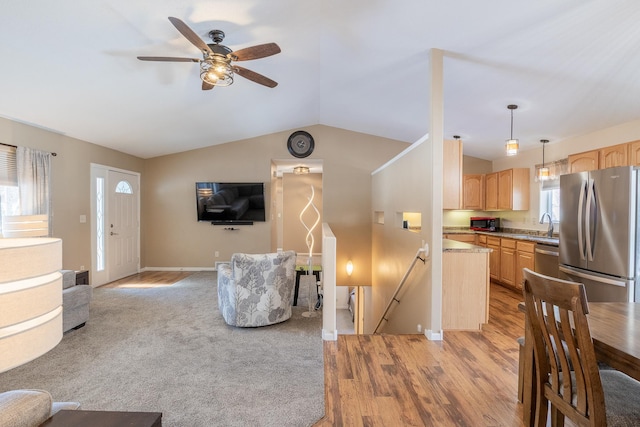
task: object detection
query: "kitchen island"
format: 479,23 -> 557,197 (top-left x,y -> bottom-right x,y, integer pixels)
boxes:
442,239 -> 492,331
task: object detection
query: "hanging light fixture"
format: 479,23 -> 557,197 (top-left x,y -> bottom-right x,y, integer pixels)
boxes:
538,139 -> 550,181
505,104 -> 519,156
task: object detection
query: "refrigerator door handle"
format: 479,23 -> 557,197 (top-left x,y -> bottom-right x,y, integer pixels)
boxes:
577,179 -> 587,260
585,178 -> 595,262
559,265 -> 627,288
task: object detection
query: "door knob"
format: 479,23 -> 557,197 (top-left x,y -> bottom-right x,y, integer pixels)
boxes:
110,232 -> 119,236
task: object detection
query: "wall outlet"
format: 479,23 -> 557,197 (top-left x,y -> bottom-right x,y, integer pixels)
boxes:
80,265 -> 85,271
214,251 -> 219,258
417,324 -> 422,333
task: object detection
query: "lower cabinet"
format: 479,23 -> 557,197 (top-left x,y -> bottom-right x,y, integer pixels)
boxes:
487,236 -> 501,282
499,238 -> 516,287
443,233 -> 477,244
515,241 -> 535,291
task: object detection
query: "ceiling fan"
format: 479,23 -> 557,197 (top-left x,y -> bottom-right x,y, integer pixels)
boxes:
137,17 -> 281,90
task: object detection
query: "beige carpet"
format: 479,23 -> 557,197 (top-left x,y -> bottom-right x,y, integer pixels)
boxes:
0,271 -> 324,427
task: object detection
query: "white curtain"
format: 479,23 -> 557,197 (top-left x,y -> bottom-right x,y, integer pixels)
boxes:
16,147 -> 51,219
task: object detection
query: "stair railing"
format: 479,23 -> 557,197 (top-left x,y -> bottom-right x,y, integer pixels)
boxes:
373,245 -> 428,334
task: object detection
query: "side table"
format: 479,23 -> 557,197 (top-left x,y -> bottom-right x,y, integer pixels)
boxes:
40,410 -> 162,427
75,270 -> 89,285
294,265 -> 321,306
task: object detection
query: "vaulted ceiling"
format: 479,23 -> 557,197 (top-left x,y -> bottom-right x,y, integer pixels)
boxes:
1,1 -> 639,160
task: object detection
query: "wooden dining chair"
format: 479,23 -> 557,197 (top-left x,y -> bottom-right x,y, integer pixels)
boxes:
522,268 -> 640,427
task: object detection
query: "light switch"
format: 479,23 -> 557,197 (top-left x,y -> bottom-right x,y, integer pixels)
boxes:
80,215 -> 87,223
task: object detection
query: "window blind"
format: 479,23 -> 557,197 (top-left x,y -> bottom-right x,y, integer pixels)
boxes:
0,144 -> 17,186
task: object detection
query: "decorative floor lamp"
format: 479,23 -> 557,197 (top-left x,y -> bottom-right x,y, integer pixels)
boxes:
299,185 -> 320,318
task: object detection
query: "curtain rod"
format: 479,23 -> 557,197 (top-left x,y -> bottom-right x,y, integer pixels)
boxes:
0,142 -> 57,156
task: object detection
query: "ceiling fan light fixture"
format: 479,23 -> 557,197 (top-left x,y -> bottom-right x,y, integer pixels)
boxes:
200,56 -> 233,87
505,104 -> 519,156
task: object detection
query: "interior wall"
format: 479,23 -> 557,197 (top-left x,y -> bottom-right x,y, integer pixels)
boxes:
0,117 -> 145,272
142,124 -> 407,274
283,173 -> 323,255
371,139 -> 431,334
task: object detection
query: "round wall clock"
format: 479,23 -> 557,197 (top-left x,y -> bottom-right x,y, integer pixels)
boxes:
287,131 -> 315,158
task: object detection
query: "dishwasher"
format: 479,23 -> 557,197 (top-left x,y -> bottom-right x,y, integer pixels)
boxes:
534,243 -> 559,278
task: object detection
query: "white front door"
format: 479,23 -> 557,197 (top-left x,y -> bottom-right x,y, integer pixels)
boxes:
107,170 -> 139,281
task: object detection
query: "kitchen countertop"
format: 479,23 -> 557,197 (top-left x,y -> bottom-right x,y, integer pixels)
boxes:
443,228 -> 559,247
442,239 -> 492,253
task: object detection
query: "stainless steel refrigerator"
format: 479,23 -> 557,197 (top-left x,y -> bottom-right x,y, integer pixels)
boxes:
559,166 -> 639,302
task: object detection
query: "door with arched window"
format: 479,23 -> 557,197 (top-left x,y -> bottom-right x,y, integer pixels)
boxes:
108,170 -> 139,281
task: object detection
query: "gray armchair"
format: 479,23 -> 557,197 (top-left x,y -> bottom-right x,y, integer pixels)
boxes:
61,270 -> 92,332
217,251 -> 296,327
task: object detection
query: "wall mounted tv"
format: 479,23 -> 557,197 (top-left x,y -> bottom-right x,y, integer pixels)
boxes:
196,182 -> 266,225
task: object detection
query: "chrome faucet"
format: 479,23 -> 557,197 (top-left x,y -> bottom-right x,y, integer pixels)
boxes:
540,212 -> 554,238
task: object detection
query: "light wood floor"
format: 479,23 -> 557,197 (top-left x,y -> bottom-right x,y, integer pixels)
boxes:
315,283 -> 527,426
101,271 -> 194,288
102,273 -> 527,425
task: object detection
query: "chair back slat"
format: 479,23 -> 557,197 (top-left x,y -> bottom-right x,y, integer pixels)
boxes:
523,268 -> 607,427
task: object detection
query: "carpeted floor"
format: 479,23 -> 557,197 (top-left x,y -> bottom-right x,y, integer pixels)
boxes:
0,272 -> 325,427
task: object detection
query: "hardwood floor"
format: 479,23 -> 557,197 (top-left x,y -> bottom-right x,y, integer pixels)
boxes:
315,283 -> 527,426
101,271 -> 194,288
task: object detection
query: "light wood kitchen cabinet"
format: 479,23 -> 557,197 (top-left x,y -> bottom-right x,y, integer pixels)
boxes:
629,140 -> 640,166
515,241 -> 535,291
568,150 -> 599,173
487,236 -> 500,282
499,238 -> 516,287
485,172 -> 498,211
497,168 -> 530,211
443,138 -> 462,210
477,234 -> 487,247
463,174 -> 485,210
444,233 -> 477,244
599,143 -> 629,169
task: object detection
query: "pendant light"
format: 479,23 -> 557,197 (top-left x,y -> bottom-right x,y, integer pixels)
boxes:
505,104 -> 519,156
539,139 -> 550,181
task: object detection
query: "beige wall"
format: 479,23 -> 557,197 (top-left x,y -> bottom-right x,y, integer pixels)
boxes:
0,117 -> 145,272
371,139 -> 432,334
142,125 -> 407,281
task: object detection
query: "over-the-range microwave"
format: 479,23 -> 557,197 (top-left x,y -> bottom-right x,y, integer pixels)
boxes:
470,217 -> 500,231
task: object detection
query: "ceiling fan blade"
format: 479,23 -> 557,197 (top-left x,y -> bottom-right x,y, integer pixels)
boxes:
233,43 -> 281,61
168,16 -> 213,55
233,66 -> 278,88
202,81 -> 215,91
137,56 -> 200,63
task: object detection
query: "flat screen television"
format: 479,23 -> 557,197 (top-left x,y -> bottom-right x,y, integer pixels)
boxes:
196,182 -> 266,225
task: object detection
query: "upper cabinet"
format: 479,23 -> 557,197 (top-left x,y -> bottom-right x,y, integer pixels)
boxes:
485,168 -> 529,211
568,141 -> 637,173
443,138 -> 463,210
463,174 -> 485,210
568,150 -> 599,173
627,140 -> 640,166
498,168 -> 530,210
599,143 -> 628,169
485,172 -> 498,211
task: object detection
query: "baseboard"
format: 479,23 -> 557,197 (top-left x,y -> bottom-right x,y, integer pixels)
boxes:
322,329 -> 337,341
425,329 -> 443,341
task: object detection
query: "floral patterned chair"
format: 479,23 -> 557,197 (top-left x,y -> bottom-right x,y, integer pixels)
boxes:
217,251 -> 296,327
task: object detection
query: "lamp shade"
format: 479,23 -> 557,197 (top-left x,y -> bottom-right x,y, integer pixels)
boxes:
0,238 -> 62,373
346,260 -> 354,276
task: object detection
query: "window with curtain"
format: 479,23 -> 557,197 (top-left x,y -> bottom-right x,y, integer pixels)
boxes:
536,158 -> 568,223
0,145 -> 52,236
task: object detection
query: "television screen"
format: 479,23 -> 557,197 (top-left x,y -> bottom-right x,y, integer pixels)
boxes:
196,182 -> 266,224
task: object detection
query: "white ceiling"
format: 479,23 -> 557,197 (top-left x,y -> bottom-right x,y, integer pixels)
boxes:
1,1 -> 640,160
